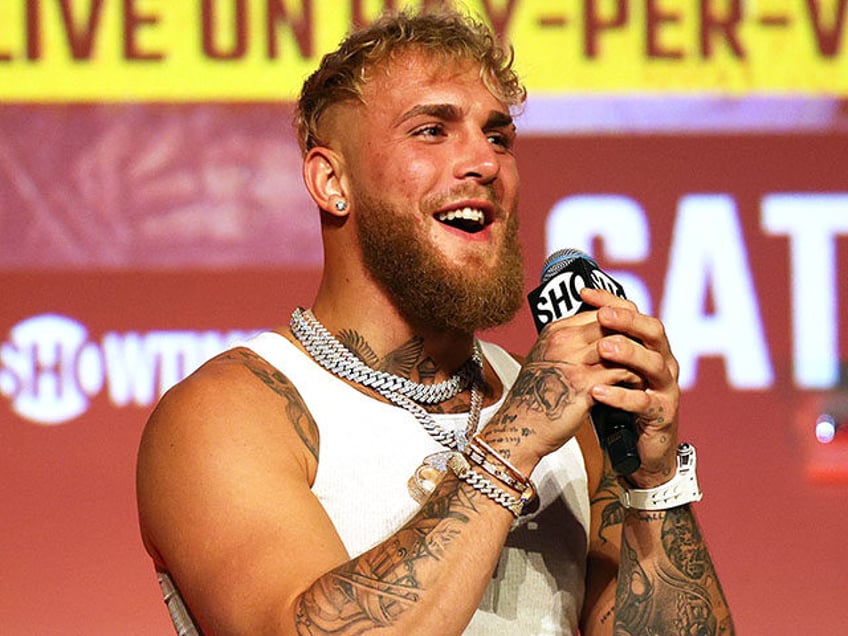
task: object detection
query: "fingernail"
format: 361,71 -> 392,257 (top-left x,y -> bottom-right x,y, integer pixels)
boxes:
600,306 -> 618,320
600,340 -> 619,354
592,385 -> 609,398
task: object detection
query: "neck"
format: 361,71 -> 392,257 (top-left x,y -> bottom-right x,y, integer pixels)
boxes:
290,307 -> 483,410
289,305 -> 503,409
310,290 -> 477,385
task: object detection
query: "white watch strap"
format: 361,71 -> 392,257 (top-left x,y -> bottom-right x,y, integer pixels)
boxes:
619,443 -> 703,510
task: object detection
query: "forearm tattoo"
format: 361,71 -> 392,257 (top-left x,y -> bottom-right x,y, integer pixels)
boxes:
615,506 -> 735,635
590,466 -> 625,545
294,477 -> 480,634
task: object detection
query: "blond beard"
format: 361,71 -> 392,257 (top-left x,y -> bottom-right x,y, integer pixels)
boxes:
355,194 -> 524,335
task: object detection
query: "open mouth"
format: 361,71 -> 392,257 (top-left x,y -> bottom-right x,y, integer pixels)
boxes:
434,207 -> 487,234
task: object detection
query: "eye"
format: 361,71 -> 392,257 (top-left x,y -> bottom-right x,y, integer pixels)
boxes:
487,130 -> 514,151
412,123 -> 446,139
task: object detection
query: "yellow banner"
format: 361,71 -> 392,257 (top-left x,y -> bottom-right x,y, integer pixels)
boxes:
1,0 -> 846,101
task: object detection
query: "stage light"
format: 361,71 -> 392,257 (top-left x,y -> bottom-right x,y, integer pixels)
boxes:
815,414 -> 837,444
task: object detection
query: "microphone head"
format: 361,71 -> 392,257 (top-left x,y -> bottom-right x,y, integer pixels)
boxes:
540,248 -> 599,283
528,247 -> 627,332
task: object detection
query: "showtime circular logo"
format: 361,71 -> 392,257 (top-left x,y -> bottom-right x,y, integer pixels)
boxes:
0,314 -> 253,425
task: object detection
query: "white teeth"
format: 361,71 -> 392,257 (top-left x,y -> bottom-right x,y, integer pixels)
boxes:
436,207 -> 485,225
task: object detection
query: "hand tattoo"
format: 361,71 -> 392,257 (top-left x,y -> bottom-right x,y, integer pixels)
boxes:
508,362 -> 575,420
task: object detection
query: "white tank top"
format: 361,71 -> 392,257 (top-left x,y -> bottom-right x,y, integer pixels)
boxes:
244,332 -> 590,635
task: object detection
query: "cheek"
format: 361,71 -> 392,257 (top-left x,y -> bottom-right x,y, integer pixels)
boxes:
376,156 -> 437,202
397,163 -> 435,199
501,158 -> 520,199
360,147 -> 411,187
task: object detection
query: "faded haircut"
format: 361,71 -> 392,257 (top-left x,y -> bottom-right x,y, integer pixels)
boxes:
294,8 -> 526,155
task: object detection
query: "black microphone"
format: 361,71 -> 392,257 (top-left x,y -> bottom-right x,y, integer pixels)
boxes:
527,248 -> 641,476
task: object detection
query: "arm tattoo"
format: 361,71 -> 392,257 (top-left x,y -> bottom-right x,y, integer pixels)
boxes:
615,506 -> 735,635
591,464 -> 625,545
615,538 -> 653,630
295,477 -> 480,635
229,350 -> 320,462
663,508 -> 709,580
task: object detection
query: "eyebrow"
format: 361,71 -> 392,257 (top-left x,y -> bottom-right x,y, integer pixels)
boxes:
485,110 -> 515,130
398,103 -> 514,129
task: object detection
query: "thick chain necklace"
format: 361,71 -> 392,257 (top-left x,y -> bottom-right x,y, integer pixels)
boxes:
289,306 -> 484,452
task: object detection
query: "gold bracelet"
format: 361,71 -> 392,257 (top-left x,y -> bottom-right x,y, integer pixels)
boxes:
446,452 -> 529,518
464,434 -> 538,513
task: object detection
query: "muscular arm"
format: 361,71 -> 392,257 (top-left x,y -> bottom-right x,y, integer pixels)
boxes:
138,347 -> 529,635
575,288 -> 734,635
615,504 -> 734,635
293,470 -> 508,635
582,453 -> 734,635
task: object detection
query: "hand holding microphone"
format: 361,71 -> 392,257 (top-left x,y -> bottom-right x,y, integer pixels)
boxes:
527,249 -> 642,476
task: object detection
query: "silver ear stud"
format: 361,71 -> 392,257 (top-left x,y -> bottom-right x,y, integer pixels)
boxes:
334,199 -> 348,212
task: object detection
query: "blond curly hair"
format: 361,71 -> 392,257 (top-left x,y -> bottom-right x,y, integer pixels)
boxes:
295,9 -> 526,154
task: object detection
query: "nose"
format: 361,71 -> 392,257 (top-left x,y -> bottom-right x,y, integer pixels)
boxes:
453,130 -> 500,184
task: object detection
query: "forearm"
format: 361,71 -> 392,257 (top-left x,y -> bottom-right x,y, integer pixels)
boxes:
614,505 -> 734,635
293,471 -> 514,636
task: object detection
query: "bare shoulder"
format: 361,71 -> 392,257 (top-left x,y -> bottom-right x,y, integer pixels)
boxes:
136,347 -> 347,632
137,346 -> 318,554
139,346 -> 318,483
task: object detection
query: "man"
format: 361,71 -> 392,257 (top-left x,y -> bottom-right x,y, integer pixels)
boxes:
137,9 -> 734,635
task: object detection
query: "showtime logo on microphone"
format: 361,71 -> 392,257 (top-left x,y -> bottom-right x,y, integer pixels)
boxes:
0,314 -> 255,426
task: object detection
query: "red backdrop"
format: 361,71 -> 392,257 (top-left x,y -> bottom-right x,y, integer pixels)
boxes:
2,102 -> 847,633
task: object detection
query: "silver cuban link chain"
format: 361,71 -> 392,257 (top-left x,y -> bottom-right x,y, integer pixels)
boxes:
289,306 -> 483,450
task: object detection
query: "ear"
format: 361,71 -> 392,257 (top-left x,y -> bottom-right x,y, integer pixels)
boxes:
303,146 -> 350,218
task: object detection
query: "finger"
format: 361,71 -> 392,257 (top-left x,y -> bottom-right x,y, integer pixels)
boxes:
595,307 -> 678,377
597,334 -> 676,390
538,308 -> 599,336
595,305 -> 661,343
589,383 -> 652,413
579,287 -> 653,335
579,286 -> 638,311
578,287 -> 659,349
533,315 -> 603,359
589,383 -> 674,427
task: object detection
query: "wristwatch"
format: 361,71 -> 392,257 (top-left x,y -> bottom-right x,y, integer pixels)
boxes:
619,443 -> 703,510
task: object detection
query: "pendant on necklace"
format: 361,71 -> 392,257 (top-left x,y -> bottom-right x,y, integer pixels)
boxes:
454,429 -> 469,451
407,451 -> 456,504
